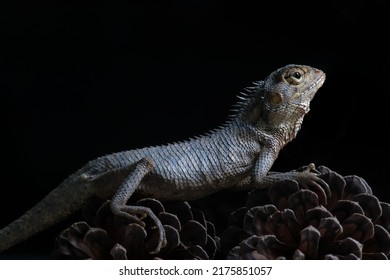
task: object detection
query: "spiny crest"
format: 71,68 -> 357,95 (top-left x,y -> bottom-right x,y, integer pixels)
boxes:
228,80 -> 263,119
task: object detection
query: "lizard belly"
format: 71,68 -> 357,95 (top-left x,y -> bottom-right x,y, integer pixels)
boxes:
137,173 -> 247,201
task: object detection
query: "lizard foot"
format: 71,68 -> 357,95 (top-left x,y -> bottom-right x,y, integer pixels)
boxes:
110,204 -> 167,254
291,163 -> 331,204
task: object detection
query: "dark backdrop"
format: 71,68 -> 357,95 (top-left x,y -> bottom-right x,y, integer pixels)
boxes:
1,0 -> 389,258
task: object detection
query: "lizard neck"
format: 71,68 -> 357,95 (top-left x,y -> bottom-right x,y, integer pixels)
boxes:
230,88 -> 308,148
262,107 -> 307,144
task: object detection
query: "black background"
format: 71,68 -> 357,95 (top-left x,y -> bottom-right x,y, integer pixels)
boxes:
1,0 -> 389,258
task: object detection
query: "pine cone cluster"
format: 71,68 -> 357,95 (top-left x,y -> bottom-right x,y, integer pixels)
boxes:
221,166 -> 390,259
52,199 -> 217,259
51,165 -> 389,260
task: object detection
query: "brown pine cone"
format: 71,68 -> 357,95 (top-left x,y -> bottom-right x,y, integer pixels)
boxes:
52,198 -> 217,259
221,166 -> 390,260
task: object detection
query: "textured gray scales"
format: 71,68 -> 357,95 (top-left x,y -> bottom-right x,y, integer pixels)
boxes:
0,64 -> 327,254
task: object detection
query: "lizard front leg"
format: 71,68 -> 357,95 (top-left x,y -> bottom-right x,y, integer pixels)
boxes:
237,147 -> 330,197
234,145 -> 279,189
110,157 -> 167,254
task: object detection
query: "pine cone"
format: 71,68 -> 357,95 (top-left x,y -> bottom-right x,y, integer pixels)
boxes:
52,198 -> 217,259
221,166 -> 390,260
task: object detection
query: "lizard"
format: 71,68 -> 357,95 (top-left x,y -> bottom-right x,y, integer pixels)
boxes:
0,64 -> 327,255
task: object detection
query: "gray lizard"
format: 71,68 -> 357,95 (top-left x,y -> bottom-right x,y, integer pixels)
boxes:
0,64 -> 327,254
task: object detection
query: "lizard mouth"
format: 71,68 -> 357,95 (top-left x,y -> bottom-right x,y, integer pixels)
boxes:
292,72 -> 326,115
310,71 -> 326,92
300,71 -> 326,103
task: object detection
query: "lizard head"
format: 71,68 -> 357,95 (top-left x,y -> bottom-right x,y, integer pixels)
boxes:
261,64 -> 325,141
238,64 -> 325,143
263,64 -> 325,116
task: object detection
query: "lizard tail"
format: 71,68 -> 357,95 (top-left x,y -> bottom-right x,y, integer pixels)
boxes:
0,180 -> 93,253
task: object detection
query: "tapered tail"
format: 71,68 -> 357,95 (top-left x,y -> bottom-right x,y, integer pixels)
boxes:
0,181 -> 92,253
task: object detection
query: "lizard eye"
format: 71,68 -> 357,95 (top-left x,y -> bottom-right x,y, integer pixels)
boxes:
292,72 -> 301,79
284,68 -> 305,85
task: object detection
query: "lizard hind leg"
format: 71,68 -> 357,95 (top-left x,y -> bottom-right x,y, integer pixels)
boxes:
110,157 -> 167,254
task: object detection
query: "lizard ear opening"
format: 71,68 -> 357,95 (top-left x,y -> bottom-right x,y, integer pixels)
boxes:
269,91 -> 283,105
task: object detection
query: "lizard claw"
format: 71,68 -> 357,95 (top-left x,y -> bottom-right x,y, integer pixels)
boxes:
293,163 -> 331,204
145,212 -> 167,254
110,204 -> 167,254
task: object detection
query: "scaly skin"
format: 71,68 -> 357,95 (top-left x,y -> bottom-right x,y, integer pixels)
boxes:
0,64 -> 326,254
